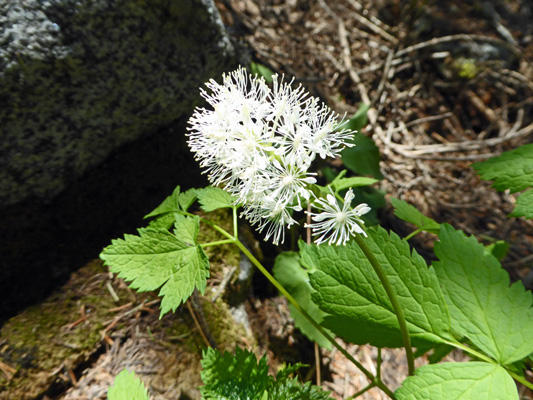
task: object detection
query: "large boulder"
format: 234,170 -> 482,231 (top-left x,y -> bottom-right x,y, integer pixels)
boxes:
0,0 -> 239,319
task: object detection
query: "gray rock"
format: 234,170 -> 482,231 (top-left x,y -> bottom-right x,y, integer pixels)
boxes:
0,0 -> 240,319
0,0 -> 235,205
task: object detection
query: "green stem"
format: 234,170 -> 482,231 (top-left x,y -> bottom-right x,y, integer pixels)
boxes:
377,347 -> 382,381
443,340 -> 493,364
446,340 -> 533,390
404,228 -> 422,241
345,383 -> 376,400
509,370 -> 533,390
200,239 -> 235,248
199,212 -> 396,398
232,206 -> 239,238
233,238 -> 396,399
354,235 -> 415,376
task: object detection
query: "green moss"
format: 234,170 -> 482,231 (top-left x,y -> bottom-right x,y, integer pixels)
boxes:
0,260 -> 150,398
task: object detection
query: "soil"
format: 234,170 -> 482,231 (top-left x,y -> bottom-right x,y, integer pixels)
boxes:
2,0 -> 533,399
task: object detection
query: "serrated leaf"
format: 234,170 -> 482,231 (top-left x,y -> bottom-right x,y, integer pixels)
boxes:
273,251 -> 332,350
433,224 -> 533,365
473,144 -> 533,193
341,133 -> 383,179
179,188 -> 198,212
100,228 -> 209,317
108,369 -> 149,400
484,240 -> 509,261
391,197 -> 440,234
395,362 -> 518,400
511,188 -> 533,219
201,347 -> 269,400
473,144 -> 533,219
145,186 -> 181,219
173,214 -> 200,245
147,213 -> 176,230
332,176 -> 379,192
427,344 -> 455,364
268,376 -> 333,400
197,186 -> 235,212
158,245 -> 209,316
303,226 -> 453,348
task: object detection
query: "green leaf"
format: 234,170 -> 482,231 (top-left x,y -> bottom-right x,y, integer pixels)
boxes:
108,369 -> 149,400
201,347 -> 269,400
433,224 -> 533,364
179,188 -> 198,212
273,251 -> 332,350
511,188 -> 533,219
332,176 -> 379,193
427,344 -> 455,364
100,228 -> 209,317
395,362 -> 518,400
147,213 -> 176,230
336,103 -> 369,133
196,186 -> 235,212
341,133 -> 383,179
268,376 -> 332,400
484,240 -> 509,261
200,347 -> 332,400
250,62 -> 274,83
473,144 -> 533,193
473,144 -> 533,219
158,245 -> 210,316
145,186 -> 181,219
173,214 -> 200,245
303,226 -> 453,348
352,186 -> 386,226
391,197 -> 440,234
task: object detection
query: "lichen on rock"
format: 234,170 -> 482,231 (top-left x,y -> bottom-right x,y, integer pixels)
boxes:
0,0 -> 236,206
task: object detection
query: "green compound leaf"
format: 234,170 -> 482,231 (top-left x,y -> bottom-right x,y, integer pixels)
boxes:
391,197 -> 441,234
201,347 -> 269,400
303,226 -> 453,348
341,133 -> 384,179
395,362 -> 518,400
511,188 -> 533,219
273,251 -> 332,350
158,245 -> 210,316
173,214 -> 200,245
147,213 -> 176,230
196,186 -> 235,212
100,228 -> 209,317
145,186 -> 181,219
473,144 -> 533,192
473,144 -> 533,219
200,348 -> 332,400
179,188 -> 198,212
484,239 -> 509,261
268,375 -> 333,400
108,369 -> 149,400
433,224 -> 533,365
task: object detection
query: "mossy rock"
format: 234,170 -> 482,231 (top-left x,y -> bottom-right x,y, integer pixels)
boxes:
0,210 -> 257,399
0,0 -> 241,321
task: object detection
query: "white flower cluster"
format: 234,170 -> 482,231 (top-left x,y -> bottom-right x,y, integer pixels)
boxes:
187,67 -> 370,245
